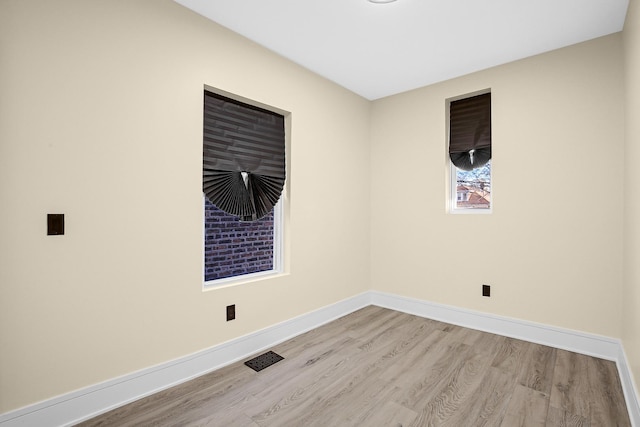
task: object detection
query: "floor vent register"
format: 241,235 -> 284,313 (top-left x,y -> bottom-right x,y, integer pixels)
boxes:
244,351 -> 284,372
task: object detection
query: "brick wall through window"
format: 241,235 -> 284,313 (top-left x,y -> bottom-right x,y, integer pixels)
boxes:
204,198 -> 274,282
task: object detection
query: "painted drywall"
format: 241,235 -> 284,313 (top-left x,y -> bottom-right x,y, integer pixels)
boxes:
0,0 -> 370,412
370,35 -> 625,338
1,0 -> 634,417
623,0 -> 640,397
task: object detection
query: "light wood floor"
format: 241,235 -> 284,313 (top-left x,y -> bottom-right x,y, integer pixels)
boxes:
77,306 -> 631,426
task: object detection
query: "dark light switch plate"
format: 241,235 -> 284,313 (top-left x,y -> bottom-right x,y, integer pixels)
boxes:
226,304 -> 236,321
47,214 -> 65,235
482,284 -> 491,297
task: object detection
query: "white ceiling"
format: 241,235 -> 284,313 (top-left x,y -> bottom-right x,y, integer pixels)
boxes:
174,0 -> 629,100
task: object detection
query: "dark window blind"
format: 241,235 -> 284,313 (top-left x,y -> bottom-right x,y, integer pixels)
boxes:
203,91 -> 285,221
449,92 -> 491,171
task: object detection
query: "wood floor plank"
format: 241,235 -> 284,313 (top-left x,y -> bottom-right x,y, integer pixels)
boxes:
491,337 -> 557,396
500,384 -> 549,427
76,362 -> 257,427
418,366 -> 514,427
77,307 -> 631,427
379,329 -> 448,383
518,343 -> 557,394
550,350 -> 631,426
391,340 -> 472,410
301,379 -> 413,427
586,356 -> 631,426
447,326 -> 502,355
184,412 -> 259,427
546,406 -> 590,427
248,312 -> 434,426
259,334 -> 358,390
341,306 -> 406,340
245,356 -> 354,425
491,336 -> 530,375
550,349 -> 592,419
409,348 -> 495,426
352,400 -> 418,427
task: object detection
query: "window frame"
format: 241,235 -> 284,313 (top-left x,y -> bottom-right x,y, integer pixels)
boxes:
202,196 -> 284,289
449,161 -> 493,214
201,86 -> 288,290
446,89 -> 493,215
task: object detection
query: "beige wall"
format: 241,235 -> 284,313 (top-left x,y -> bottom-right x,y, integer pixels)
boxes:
370,35 -> 625,337
0,0 -> 371,412
1,0 -> 636,416
624,0 -> 640,396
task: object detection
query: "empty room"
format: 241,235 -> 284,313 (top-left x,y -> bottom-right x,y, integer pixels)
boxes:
2,0 -> 640,425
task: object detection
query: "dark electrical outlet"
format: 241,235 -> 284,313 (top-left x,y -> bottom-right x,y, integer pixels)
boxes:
47,214 -> 65,235
482,284 -> 491,297
226,304 -> 236,321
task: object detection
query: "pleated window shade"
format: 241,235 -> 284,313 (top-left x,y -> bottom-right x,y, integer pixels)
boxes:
203,91 -> 285,221
449,93 -> 491,171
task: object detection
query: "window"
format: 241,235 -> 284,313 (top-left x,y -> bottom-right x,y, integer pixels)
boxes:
202,90 -> 286,286
452,160 -> 491,210
203,197 -> 282,283
448,92 -> 492,213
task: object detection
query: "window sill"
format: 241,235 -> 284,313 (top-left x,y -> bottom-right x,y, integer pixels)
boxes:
449,208 -> 492,215
203,270 -> 287,291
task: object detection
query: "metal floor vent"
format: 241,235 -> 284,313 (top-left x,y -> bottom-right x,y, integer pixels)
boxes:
244,351 -> 284,372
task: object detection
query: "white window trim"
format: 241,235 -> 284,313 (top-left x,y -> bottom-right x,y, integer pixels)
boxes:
202,197 -> 284,290
446,89 -> 493,215
449,161 -> 493,215
200,86 -> 290,291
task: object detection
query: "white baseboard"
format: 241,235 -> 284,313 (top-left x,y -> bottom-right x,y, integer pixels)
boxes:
370,291 -> 621,360
619,346 -> 640,427
370,290 -> 640,426
1,290 -> 638,426
0,292 -> 371,427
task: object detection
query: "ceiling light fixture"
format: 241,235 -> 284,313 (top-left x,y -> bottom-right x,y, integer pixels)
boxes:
368,0 -> 397,3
